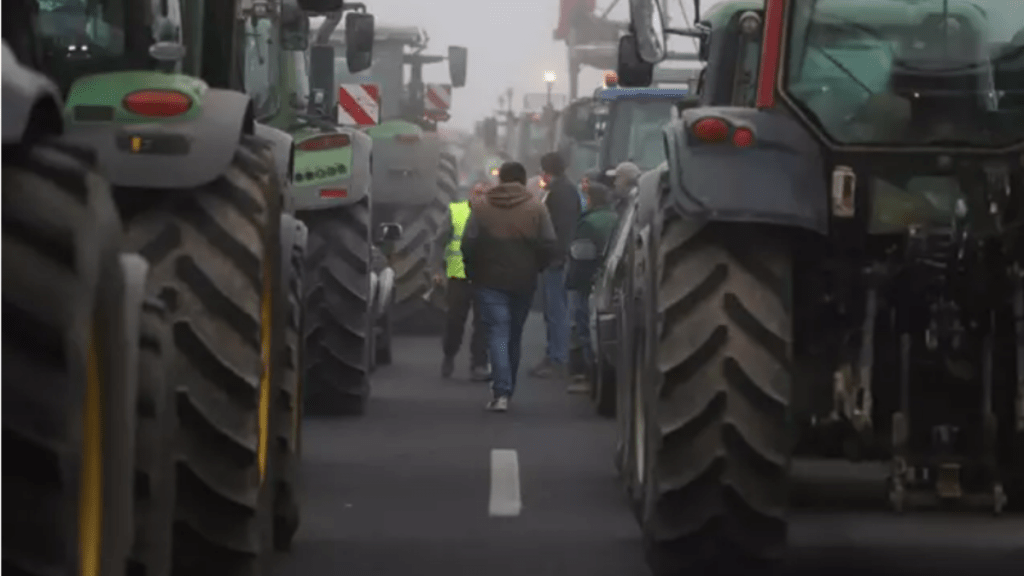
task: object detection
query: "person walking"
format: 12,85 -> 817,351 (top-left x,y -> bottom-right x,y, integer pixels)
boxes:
528,152 -> 581,379
564,182 -> 619,394
461,162 -> 557,412
432,179 -> 490,381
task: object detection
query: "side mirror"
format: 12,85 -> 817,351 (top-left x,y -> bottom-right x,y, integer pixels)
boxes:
296,0 -> 344,10
448,46 -> 468,88
377,222 -> 403,243
616,35 -> 654,87
308,44 -> 336,114
279,4 -> 309,51
345,12 -> 375,73
628,0 -> 667,63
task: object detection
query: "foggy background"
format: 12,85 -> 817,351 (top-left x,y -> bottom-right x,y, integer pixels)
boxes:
359,0 -> 717,132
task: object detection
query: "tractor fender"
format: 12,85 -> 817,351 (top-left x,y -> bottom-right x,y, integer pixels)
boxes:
375,266 -> 396,318
2,42 -> 63,143
290,128 -> 371,211
63,88 -> 254,189
664,106 -> 828,235
255,122 -> 295,212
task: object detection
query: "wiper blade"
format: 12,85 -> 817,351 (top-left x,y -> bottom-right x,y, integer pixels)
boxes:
811,46 -> 874,96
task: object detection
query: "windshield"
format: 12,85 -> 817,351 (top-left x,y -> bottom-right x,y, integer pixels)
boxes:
785,0 -> 1024,147
32,0 -> 139,91
243,16 -> 278,119
568,144 -> 599,182
606,99 -> 674,170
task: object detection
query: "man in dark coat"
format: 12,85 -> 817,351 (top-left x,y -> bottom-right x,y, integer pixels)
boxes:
461,162 -> 558,412
529,152 -> 581,379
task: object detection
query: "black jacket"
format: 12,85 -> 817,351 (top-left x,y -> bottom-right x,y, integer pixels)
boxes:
543,175 -> 581,268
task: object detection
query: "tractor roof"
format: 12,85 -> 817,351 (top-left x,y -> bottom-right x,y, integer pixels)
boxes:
700,0 -> 763,28
699,0 -> 987,29
596,88 -> 690,101
328,23 -> 426,46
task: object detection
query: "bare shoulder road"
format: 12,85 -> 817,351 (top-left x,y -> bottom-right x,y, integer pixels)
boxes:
272,314 -> 1024,576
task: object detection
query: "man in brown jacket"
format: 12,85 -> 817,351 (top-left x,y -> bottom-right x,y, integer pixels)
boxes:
461,162 -> 558,412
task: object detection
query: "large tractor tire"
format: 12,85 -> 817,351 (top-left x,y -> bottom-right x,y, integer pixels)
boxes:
2,139 -> 139,576
272,216 -> 306,550
123,134 -> 282,576
299,199 -> 372,417
389,152 -> 457,335
635,210 -> 792,575
128,294 -> 177,576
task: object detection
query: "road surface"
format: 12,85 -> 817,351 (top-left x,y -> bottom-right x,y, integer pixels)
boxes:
272,313 -> 1024,576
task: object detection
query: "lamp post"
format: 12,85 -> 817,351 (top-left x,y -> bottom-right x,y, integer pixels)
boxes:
543,71 -> 556,107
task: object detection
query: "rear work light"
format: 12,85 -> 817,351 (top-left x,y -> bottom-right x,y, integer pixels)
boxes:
692,117 -> 756,148
123,90 -> 192,117
395,134 -> 420,143
320,189 -> 347,198
297,134 -> 350,151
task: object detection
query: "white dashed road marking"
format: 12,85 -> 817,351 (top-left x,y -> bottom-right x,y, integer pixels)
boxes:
488,449 -> 522,517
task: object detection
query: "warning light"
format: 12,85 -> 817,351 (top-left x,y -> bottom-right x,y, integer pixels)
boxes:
603,71 -> 618,87
131,137 -> 142,152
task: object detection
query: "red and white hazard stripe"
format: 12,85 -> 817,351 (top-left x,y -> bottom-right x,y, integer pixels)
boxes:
424,83 -> 452,112
337,83 -> 380,126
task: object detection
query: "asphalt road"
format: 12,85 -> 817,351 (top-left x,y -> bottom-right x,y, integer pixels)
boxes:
272,313 -> 1024,576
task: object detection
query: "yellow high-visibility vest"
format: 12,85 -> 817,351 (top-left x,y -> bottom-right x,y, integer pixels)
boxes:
445,200 -> 470,279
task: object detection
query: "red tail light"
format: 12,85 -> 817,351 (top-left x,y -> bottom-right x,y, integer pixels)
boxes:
692,118 -> 730,143
732,127 -> 755,147
298,134 -> 350,151
320,189 -> 347,198
395,134 -> 420,143
757,0 -> 787,109
123,90 -> 191,117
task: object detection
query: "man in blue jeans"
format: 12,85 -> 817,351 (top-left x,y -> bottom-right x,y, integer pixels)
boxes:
461,162 -> 558,412
530,152 -> 581,379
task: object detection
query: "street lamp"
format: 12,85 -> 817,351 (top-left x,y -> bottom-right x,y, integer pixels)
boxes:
543,70 -> 556,106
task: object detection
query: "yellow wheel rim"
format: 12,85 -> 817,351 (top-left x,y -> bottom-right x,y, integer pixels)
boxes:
258,261 -> 273,484
80,322 -> 103,576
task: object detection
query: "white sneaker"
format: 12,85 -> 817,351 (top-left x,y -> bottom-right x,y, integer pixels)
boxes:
485,396 -> 509,412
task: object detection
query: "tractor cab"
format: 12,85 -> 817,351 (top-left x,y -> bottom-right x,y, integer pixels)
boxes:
594,87 -> 690,181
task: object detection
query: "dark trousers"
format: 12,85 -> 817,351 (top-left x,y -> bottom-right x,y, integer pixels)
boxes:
476,287 -> 534,398
443,277 -> 488,367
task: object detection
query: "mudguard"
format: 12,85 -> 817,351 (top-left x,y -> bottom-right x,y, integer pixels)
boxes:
2,42 -> 63,142
255,122 -> 295,212
290,128 -> 371,211
62,88 -> 253,189
664,106 -> 828,235
375,266 -> 396,318
371,130 -> 442,206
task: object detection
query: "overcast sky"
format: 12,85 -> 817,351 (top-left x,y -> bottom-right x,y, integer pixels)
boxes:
362,0 -> 723,132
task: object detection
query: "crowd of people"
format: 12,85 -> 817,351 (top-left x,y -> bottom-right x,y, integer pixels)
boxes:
431,151 -> 641,412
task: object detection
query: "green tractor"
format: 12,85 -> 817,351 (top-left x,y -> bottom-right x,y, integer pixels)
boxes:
609,0 -> 1024,574
244,0 -> 399,417
326,23 -> 468,333
0,0 -> 366,574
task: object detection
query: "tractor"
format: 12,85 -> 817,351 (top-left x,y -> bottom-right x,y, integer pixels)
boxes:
1,0 -> 367,575
248,0 -> 400,417
606,0 -> 1024,574
325,23 -> 468,333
